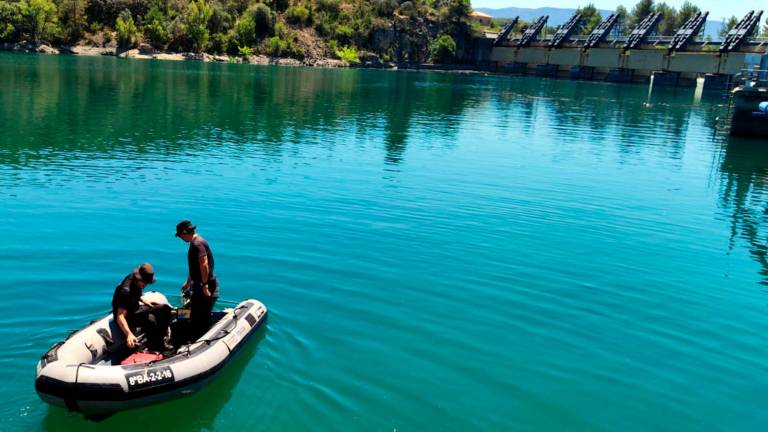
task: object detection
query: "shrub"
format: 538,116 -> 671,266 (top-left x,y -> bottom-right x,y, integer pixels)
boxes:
115,9 -> 137,48
142,5 -> 168,47
232,14 -> 255,46
85,0 -> 147,30
326,38 -> 337,55
274,0 -> 289,12
285,5 -> 310,26
266,34 -> 285,55
266,31 -> 304,58
209,2 -> 233,34
165,16 -> 187,50
232,3 -> 273,47
372,0 -> 397,17
186,0 -> 212,52
429,33 -> 455,63
209,31 -> 230,53
0,1 -> 21,41
315,0 -> 339,16
335,45 -> 359,63
334,23 -> 352,44
238,44 -> 252,58
313,11 -> 332,36
18,0 -> 60,43
251,3 -> 274,36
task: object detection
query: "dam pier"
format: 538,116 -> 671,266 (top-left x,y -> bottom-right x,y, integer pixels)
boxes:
476,10 -> 767,90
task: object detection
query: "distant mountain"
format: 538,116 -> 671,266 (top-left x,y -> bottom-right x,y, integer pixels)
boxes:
475,6 -> 723,40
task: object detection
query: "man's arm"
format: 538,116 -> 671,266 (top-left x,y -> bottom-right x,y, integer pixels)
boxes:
199,255 -> 210,296
115,308 -> 138,348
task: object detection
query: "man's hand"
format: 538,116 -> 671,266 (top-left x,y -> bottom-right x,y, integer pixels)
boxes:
126,333 -> 138,349
202,283 -> 211,297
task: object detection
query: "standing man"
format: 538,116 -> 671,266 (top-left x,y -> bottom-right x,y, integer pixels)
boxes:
175,220 -> 218,339
112,263 -> 171,352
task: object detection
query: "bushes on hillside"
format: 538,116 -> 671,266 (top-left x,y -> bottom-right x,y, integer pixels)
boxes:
142,6 -> 168,47
0,0 -> 474,63
115,9 -> 136,48
0,1 -> 21,41
335,45 -> 359,63
429,33 -> 455,63
186,0 -> 212,52
18,0 -> 60,43
285,5 -> 310,26
232,2 -> 273,48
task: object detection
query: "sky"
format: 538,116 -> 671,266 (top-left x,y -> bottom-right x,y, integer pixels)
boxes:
470,0 -> 766,21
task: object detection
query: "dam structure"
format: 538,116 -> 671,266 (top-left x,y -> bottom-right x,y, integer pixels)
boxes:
479,10 -> 767,89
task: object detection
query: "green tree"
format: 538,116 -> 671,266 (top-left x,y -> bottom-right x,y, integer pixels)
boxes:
719,15 -> 738,40
115,9 -> 137,48
575,4 -> 602,35
19,0 -> 59,43
762,16 -> 768,37
59,0 -> 85,41
251,2 -> 274,36
143,5 -> 168,47
654,2 -> 677,36
232,2 -> 273,47
0,1 -> 22,41
676,1 -> 700,26
444,0 -> 470,23
429,32 -> 455,63
186,0 -> 212,52
614,5 -> 629,35
629,0 -> 654,29
285,4 -> 310,26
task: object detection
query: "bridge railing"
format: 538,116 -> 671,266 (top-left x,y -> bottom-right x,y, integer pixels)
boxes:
735,68 -> 768,88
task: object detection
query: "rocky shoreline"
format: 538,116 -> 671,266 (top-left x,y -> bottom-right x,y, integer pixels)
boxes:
0,41 -> 389,69
0,42 -> 487,73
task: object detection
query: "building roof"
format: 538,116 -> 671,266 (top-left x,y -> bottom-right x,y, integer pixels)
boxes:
470,11 -> 493,19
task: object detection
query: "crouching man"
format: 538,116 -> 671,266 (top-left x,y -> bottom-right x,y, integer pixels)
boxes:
111,263 -> 171,352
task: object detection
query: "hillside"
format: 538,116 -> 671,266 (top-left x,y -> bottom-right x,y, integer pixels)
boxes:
0,0 -> 478,65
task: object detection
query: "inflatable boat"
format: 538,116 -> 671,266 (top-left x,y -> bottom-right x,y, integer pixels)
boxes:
35,292 -> 267,416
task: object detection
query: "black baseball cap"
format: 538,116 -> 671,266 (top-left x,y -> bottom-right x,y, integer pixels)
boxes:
175,220 -> 196,237
136,263 -> 155,284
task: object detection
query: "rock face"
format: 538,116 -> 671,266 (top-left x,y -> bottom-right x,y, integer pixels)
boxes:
70,46 -> 115,56
310,58 -> 348,68
117,49 -> 139,58
36,44 -> 60,54
248,55 -> 270,65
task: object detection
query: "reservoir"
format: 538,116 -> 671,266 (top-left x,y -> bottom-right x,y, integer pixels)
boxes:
1,52 -> 767,430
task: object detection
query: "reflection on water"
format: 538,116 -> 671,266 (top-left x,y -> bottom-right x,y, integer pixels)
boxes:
719,137 -> 768,285
4,52 -> 768,431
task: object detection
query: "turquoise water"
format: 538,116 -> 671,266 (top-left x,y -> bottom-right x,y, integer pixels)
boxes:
2,52 -> 768,431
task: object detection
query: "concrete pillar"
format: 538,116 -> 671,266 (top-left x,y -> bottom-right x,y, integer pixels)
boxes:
569,66 -> 595,80
534,64 -> 558,77
503,62 -> 527,74
606,68 -> 634,83
651,71 -> 681,87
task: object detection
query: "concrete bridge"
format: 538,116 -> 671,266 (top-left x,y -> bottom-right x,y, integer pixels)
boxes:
478,10 -> 768,89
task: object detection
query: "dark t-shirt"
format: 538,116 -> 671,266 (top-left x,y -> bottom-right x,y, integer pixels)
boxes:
188,235 -> 217,296
112,273 -> 142,318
